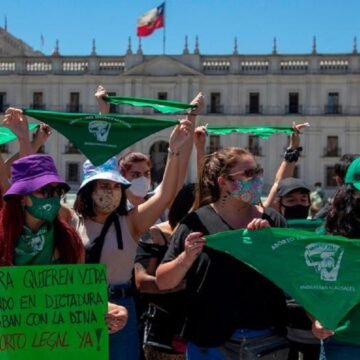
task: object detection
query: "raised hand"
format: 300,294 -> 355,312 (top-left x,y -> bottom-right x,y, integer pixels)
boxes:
289,121 -> 310,149
3,108 -> 29,141
95,85 -> 110,114
32,123 -> 52,149
188,92 -> 205,116
168,119 -> 192,153
194,125 -> 207,151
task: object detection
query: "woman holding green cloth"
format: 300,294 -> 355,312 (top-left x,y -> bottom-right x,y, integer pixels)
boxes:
72,117 -> 193,360
0,109 -> 128,335
311,157 -> 360,359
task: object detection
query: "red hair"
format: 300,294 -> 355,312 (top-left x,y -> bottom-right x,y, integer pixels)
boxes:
118,152 -> 152,175
0,197 -> 83,266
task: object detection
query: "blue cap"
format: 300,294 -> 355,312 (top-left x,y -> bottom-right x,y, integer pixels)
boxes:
78,157 -> 130,191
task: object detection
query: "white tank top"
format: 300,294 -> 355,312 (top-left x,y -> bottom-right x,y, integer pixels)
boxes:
75,214 -> 138,285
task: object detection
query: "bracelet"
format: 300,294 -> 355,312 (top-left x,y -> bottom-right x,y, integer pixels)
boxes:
284,147 -> 302,162
167,147 -> 180,156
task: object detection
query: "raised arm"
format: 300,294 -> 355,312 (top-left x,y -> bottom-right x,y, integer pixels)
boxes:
175,92 -> 204,194
3,108 -> 32,158
194,125 -> 207,176
95,85 -> 110,114
31,123 -> 52,153
128,119 -> 192,240
263,122 -> 309,208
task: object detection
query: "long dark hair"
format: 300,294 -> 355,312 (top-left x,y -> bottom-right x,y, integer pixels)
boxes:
0,197 -> 83,266
74,180 -> 128,218
326,184 -> 360,238
194,147 -> 253,209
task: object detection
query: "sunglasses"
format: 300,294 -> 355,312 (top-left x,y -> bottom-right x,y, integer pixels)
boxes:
37,184 -> 65,198
229,166 -> 264,179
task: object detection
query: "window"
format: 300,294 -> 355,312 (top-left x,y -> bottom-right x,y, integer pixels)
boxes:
208,93 -> 222,113
325,136 -> 339,157
65,141 -> 80,154
157,92 -> 168,100
32,92 -> 44,110
0,144 -> 9,153
248,135 -> 261,156
149,141 -> 169,187
68,92 -> 81,112
288,93 -> 299,114
326,92 -> 340,114
66,162 -> 80,182
325,166 -> 337,187
0,92 -> 7,113
108,92 -> 118,114
248,93 -> 260,114
207,135 -> 221,153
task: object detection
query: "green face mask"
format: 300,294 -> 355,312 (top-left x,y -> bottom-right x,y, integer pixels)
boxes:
25,195 -> 61,222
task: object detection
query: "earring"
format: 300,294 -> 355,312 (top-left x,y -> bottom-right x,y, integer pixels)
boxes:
221,193 -> 228,208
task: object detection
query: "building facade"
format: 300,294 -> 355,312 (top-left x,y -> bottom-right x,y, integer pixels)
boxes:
1,27 -> 360,194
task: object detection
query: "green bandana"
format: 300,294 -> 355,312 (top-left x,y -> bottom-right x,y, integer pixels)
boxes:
23,109 -> 178,166
206,227 -> 360,345
206,126 -> 294,138
102,95 -> 196,114
15,223 -> 55,266
0,123 -> 39,145
287,219 -> 326,234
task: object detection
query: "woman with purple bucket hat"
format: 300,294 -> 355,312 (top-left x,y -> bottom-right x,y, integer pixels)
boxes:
72,118 -> 193,360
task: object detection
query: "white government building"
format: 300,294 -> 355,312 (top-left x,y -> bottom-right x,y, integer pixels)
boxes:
1,26 -> 360,194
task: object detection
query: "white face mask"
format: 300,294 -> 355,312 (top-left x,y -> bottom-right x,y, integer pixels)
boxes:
129,176 -> 151,198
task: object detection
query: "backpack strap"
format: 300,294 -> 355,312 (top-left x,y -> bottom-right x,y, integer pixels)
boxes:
85,212 -> 123,264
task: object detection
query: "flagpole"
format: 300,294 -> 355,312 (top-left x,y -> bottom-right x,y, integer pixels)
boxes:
163,1 -> 166,54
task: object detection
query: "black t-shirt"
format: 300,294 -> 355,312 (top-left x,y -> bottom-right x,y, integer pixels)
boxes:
162,205 -> 288,347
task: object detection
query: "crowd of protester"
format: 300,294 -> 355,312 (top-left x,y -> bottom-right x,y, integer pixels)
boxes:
0,86 -> 359,360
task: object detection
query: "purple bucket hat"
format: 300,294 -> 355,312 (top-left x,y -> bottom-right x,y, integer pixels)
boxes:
4,154 -> 70,200
78,157 -> 130,191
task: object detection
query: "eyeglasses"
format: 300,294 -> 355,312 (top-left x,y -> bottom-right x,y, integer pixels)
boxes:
36,184 -> 65,198
228,166 -> 264,179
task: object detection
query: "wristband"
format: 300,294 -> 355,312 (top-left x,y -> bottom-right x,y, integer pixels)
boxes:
167,147 -> 180,156
284,147 -> 302,162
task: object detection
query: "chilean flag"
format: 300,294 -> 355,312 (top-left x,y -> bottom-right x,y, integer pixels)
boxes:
137,3 -> 165,37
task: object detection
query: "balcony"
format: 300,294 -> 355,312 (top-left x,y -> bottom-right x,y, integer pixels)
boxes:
0,144 -> 9,153
66,104 -> 83,113
207,104 -> 224,114
64,144 -> 81,154
246,105 -> 263,114
30,104 -> 46,110
285,105 -> 303,114
248,146 -> 262,156
323,147 -> 341,157
324,105 -> 342,114
0,104 -> 9,113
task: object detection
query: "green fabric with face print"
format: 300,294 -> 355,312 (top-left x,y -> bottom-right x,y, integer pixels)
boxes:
15,223 -> 55,265
206,126 -> 294,138
22,109 -> 178,166
102,95 -> 196,114
0,123 -> 39,145
206,227 -> 360,345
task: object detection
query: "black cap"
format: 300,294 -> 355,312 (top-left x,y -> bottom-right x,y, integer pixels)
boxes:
277,177 -> 311,197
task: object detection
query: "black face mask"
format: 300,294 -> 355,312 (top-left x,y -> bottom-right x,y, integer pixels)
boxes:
281,204 -> 310,220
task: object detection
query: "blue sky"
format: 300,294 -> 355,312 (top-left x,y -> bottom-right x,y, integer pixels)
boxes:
2,0 -> 360,56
